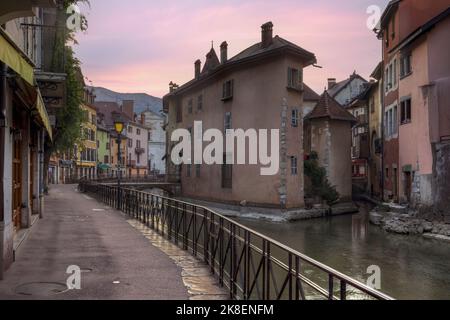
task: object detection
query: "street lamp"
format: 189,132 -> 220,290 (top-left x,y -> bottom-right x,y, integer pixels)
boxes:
113,114 -> 125,210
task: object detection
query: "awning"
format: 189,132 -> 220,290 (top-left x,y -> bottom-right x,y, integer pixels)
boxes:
35,90 -> 53,141
98,163 -> 111,170
0,31 -> 34,85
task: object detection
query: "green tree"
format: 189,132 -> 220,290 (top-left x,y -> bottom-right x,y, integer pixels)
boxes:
43,0 -> 89,191
304,151 -> 340,205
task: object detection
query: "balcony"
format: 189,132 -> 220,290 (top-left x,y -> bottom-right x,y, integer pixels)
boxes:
352,133 -> 370,159
0,0 -> 56,24
135,147 -> 145,155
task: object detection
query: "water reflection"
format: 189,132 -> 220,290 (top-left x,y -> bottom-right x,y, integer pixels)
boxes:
233,202 -> 450,300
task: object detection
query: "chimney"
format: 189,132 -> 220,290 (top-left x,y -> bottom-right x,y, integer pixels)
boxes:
327,78 -> 337,90
220,41 -> 228,64
261,21 -> 274,48
195,60 -> 201,79
141,113 -> 145,125
122,100 -> 134,120
169,81 -> 174,93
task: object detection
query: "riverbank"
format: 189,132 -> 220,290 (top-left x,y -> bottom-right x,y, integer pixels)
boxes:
369,204 -> 450,243
175,197 -> 359,222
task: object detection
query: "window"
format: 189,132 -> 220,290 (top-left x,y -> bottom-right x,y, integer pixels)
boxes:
391,14 -> 396,39
195,164 -> 201,178
369,98 -> 375,113
291,156 -> 298,175
384,104 -> 398,138
128,126 -> 133,134
400,54 -> 412,78
291,108 -> 299,127
97,140 -> 100,148
137,128 -> 141,135
186,164 -> 191,177
400,98 -> 411,124
128,139 -> 133,148
106,142 -> 110,150
221,153 -> 232,189
137,140 -> 141,148
287,67 -> 303,90
176,101 -> 182,123
222,80 -> 234,100
104,155 -> 109,164
197,95 -> 203,111
148,131 -> 152,141
188,99 -> 193,114
393,59 -> 397,87
224,112 -> 232,131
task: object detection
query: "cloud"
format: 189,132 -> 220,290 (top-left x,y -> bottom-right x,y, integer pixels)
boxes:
75,0 -> 389,97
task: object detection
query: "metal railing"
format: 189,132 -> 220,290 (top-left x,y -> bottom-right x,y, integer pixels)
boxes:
79,181 -> 394,301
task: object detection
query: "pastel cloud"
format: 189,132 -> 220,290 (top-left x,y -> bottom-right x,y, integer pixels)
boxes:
75,0 -> 389,97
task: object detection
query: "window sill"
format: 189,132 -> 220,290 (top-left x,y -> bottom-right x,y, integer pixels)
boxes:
221,96 -> 233,102
286,86 -> 303,93
400,72 -> 412,80
400,120 -> 411,126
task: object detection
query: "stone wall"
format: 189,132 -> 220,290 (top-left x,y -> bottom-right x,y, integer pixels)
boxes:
433,141 -> 450,222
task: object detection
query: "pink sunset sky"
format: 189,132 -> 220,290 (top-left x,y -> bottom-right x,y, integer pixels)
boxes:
74,0 -> 389,98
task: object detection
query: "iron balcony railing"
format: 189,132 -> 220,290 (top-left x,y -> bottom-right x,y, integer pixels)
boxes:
79,181 -> 394,301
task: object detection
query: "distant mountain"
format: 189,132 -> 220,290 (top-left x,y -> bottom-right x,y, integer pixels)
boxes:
90,86 -> 163,115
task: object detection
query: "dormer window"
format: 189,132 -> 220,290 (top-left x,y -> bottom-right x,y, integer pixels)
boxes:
222,80 -> 234,101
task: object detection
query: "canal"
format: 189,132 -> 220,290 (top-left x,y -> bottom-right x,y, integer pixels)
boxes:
233,202 -> 450,300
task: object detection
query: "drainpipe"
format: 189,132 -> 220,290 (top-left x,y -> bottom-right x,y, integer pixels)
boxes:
0,62 -> 7,279
380,64 -> 385,202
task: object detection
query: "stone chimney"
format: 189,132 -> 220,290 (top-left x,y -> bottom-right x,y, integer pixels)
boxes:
122,100 -> 134,120
327,78 -> 337,90
261,21 -> 274,48
220,41 -> 228,64
141,113 -> 145,125
195,60 -> 201,79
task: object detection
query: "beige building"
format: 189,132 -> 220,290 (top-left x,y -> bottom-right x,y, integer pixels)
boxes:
304,92 -> 356,201
163,22 -> 317,209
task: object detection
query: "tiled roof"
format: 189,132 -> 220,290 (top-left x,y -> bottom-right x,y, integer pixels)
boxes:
303,83 -> 320,101
202,48 -> 221,74
304,91 -> 357,123
164,34 -> 316,97
93,101 -> 132,128
327,72 -> 368,99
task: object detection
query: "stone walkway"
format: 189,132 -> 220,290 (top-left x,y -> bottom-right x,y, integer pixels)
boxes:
0,184 -> 201,299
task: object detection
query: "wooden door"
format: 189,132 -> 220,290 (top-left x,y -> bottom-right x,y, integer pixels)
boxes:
405,172 -> 412,202
12,137 -> 22,231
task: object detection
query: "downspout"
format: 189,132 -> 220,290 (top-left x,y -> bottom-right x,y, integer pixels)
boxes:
380,64 -> 385,201
0,62 -> 7,279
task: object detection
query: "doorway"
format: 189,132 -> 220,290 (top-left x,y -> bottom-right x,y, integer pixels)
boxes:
12,120 -> 22,231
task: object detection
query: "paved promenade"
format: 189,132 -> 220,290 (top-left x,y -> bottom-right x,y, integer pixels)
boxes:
0,184 -> 189,299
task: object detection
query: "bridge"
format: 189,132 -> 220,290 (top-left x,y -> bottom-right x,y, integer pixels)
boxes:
78,180 -> 394,301
90,175 -> 181,195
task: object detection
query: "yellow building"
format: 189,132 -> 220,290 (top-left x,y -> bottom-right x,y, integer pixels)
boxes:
75,88 -> 97,179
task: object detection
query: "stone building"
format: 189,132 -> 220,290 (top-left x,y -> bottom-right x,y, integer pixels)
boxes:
0,2 -> 57,278
121,100 -> 149,177
304,91 -> 356,201
140,109 -> 166,174
75,87 -> 97,180
163,22 -> 317,209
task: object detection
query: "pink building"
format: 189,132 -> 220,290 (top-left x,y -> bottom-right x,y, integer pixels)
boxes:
395,5 -> 450,219
122,100 -> 149,177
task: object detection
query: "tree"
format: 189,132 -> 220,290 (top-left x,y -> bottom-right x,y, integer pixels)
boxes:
43,0 -> 89,192
304,151 -> 340,205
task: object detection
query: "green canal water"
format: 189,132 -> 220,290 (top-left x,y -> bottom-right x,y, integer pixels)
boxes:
233,202 -> 450,300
